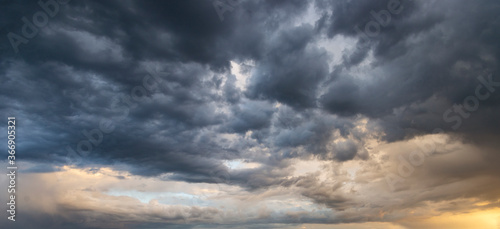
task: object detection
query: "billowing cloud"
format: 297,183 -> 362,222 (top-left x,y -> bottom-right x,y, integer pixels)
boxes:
1,0 -> 500,228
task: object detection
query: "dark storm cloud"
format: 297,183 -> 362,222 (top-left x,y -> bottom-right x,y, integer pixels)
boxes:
318,0 -> 500,141
222,99 -> 275,133
0,0 -> 498,181
1,0 -> 326,185
2,0 -> 500,227
223,74 -> 241,103
245,24 -> 329,109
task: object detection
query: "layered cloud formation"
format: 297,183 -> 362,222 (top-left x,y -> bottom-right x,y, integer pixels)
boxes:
1,0 -> 500,228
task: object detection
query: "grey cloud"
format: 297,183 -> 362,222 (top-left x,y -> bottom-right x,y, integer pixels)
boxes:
222,99 -> 275,133
245,24 -> 329,109
332,140 -> 358,161
1,0 -> 500,228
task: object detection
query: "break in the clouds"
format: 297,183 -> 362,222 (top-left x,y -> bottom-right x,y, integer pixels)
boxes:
1,0 -> 500,228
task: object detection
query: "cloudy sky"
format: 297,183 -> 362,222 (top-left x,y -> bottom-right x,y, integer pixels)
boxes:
1,0 -> 500,228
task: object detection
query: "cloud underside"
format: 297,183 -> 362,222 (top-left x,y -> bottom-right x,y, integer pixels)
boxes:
1,0 -> 500,228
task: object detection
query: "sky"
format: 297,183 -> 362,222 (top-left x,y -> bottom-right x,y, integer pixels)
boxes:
1,0 -> 500,228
